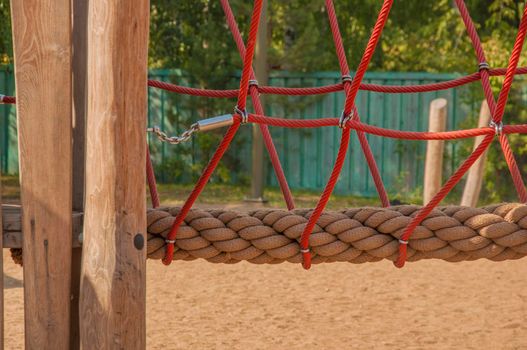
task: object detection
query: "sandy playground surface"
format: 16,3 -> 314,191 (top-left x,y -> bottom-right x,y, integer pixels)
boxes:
2,203 -> 527,349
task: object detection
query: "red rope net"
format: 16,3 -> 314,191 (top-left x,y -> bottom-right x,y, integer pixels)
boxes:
4,0 -> 527,269
160,0 -> 527,269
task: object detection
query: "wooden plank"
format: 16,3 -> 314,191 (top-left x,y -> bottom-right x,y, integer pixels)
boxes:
79,0 -> 149,348
70,0 -> 89,347
10,0 -> 73,348
461,101 -> 491,207
423,98 -> 447,204
1,205 -> 81,248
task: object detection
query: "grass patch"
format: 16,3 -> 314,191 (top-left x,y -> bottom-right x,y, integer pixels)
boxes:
156,183 -> 379,209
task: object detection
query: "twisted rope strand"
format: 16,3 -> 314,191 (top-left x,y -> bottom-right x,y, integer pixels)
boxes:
145,204 -> 527,264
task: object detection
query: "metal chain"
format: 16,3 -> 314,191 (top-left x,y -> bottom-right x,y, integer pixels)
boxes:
147,123 -> 199,145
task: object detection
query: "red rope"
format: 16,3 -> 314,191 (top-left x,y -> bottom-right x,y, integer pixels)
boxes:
325,0 -> 389,207
220,0 -> 295,210
162,0 -> 264,265
456,0 -> 527,202
4,0 -> 527,271
395,1 -> 527,268
4,66 -> 527,104
299,0 -> 393,270
146,145 -> 160,208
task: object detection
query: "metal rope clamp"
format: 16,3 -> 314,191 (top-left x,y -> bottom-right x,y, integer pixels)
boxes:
478,61 -> 490,72
248,79 -> 259,89
489,120 -> 503,136
234,105 -> 249,124
339,109 -> 356,129
341,74 -> 353,84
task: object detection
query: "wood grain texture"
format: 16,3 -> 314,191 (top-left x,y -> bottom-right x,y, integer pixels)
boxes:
1,205 -> 82,248
80,0 -> 149,348
423,98 -> 447,205
461,100 -> 491,207
10,0 -> 73,348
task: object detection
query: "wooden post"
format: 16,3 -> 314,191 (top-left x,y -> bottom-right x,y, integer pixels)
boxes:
423,98 -> 447,204
10,0 -> 73,349
461,100 -> 492,207
79,0 -> 149,348
70,0 -> 89,348
248,0 -> 268,201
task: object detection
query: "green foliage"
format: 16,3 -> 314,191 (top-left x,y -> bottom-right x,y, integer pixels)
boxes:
0,0 -> 12,64
2,0 -> 527,199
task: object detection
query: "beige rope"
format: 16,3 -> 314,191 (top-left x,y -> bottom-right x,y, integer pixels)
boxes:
146,203 -> 527,264
10,203 -> 527,266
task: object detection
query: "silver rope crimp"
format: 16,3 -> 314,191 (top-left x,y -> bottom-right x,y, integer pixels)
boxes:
234,105 -> 249,124
341,74 -> 353,84
489,120 -> 503,136
398,239 -> 409,245
147,123 -> 199,145
478,61 -> 490,72
339,109 -> 356,129
248,79 -> 259,89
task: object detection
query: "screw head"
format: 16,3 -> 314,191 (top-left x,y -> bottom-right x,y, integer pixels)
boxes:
134,233 -> 145,250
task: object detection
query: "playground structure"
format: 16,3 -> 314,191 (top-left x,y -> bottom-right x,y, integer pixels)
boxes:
1,0 -> 527,349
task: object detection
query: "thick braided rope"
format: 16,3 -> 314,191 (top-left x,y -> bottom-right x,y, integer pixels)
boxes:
145,203 -> 527,264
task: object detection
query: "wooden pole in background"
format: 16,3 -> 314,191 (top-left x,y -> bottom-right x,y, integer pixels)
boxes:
423,98 -> 447,204
461,100 -> 491,207
80,0 -> 149,348
10,0 -> 73,348
248,0 -> 268,201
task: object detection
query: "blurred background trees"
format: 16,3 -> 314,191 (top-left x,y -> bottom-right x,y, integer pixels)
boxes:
1,0 -> 527,201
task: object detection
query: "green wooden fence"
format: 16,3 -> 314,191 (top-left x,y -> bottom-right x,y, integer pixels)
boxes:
2,67 -> 482,197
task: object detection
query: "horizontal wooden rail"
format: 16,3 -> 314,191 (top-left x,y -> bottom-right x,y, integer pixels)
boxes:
2,205 -> 82,248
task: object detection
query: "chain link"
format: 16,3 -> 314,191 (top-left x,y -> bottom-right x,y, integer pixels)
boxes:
147,123 -> 199,145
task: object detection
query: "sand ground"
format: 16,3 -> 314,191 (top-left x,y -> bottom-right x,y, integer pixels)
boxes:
3,252 -> 527,349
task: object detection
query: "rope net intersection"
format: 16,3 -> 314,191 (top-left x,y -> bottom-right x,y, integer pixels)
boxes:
152,0 -> 527,269
3,0 -> 527,269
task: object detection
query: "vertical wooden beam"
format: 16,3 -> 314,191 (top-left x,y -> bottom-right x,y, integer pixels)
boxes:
461,100 -> 491,207
423,98 -> 447,204
70,0 -> 89,348
248,0 -> 268,201
80,0 -> 149,348
10,1 -> 73,349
